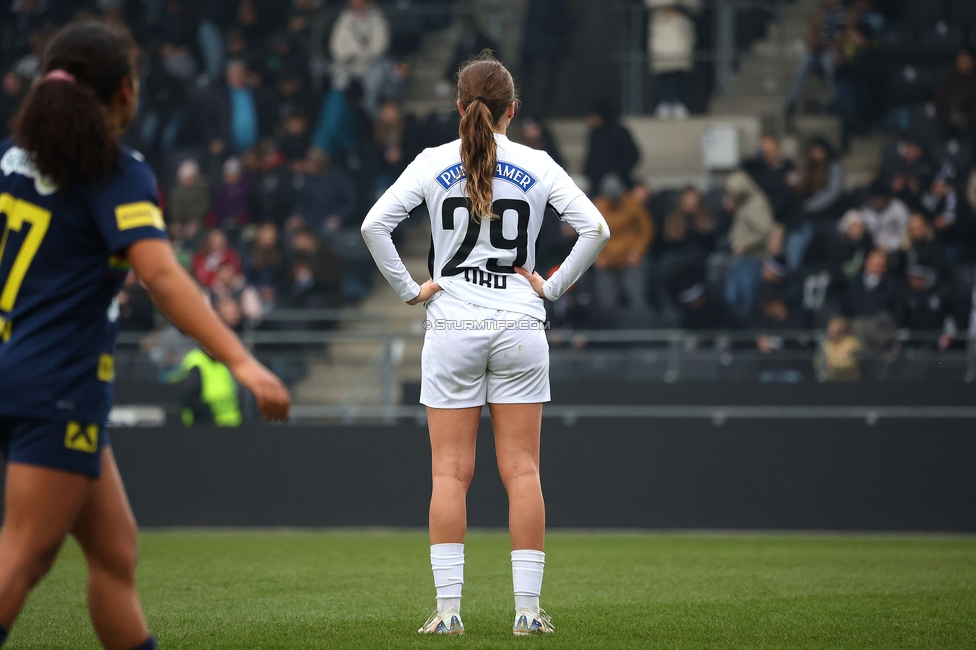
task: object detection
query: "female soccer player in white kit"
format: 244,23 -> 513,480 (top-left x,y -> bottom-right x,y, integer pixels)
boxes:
361,54 -> 609,636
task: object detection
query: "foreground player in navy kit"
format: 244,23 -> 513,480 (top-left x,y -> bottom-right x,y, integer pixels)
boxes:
0,22 -> 290,649
362,54 -> 609,635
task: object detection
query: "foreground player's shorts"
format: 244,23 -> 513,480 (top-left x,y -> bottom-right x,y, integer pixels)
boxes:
0,416 -> 109,478
420,292 -> 550,409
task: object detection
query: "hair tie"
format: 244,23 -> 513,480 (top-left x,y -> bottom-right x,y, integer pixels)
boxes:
43,69 -> 76,83
473,96 -> 488,104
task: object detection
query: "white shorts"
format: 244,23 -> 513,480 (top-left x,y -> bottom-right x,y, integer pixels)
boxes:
420,292 -> 551,409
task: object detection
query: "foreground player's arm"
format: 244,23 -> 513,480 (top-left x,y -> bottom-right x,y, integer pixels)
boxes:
127,239 -> 291,422
362,191 -> 441,305
522,194 -> 610,302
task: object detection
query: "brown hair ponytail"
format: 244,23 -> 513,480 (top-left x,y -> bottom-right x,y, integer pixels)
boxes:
456,52 -> 517,221
12,21 -> 137,189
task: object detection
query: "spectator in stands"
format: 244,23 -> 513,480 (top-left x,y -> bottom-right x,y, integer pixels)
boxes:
202,59 -> 274,158
244,223 -> 287,304
935,48 -> 976,140
193,229 -> 243,288
234,0 -> 283,48
592,175 -> 654,311
583,104 -> 640,193
724,170 -> 776,317
444,14 -> 500,83
212,157 -> 251,231
814,316 -> 861,381
521,0 -> 570,117
168,160 -> 209,239
833,21 -> 884,151
671,265 -> 740,329
290,149 -> 358,236
517,116 -> 564,168
845,248 -> 898,319
830,210 -> 872,291
249,139 -> 295,227
794,138 -> 844,219
282,228 -> 343,308
312,80 -> 368,163
750,256 -> 802,331
329,0 -> 391,117
274,67 -> 316,127
276,109 -> 312,165
209,261 -> 264,321
897,263 -> 950,331
117,271 -> 156,332
743,136 -> 798,225
139,47 -> 191,163
659,186 -> 716,276
921,164 -> 962,264
904,212 -> 944,273
786,0 -> 847,114
646,0 -> 699,120
859,180 -> 910,252
881,137 -> 933,211
373,99 -> 413,194
784,138 -> 843,268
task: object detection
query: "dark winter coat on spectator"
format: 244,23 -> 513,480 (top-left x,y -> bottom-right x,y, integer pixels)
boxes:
584,120 -> 641,192
521,0 -> 571,63
897,281 -> 950,330
749,279 -> 804,330
250,164 -> 295,227
168,181 -> 210,225
742,155 -> 799,228
211,176 -> 251,227
935,67 -> 976,138
845,273 -> 899,318
282,248 -> 343,309
679,291 -> 741,329
292,168 -> 359,233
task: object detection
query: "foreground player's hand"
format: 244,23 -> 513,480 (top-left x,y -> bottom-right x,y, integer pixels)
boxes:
515,267 -> 547,299
407,279 -> 442,305
230,358 -> 292,422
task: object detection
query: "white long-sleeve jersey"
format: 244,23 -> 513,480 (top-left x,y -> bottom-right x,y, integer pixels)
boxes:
361,134 -> 610,322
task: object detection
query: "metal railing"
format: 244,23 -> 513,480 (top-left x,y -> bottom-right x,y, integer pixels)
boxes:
115,323 -> 976,414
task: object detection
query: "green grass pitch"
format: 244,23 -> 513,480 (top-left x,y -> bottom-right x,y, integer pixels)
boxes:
11,531 -> 976,649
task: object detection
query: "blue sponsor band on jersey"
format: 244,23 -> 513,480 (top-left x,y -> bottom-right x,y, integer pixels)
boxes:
436,162 -> 537,193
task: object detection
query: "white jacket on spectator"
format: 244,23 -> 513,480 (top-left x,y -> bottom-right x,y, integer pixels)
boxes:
860,198 -> 910,251
330,6 -> 390,88
645,0 -> 699,74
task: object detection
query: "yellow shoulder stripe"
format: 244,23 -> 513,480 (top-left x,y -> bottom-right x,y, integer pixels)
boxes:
115,201 -> 164,231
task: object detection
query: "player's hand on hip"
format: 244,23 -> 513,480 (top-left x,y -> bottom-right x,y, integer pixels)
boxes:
230,358 -> 291,422
515,267 -> 547,299
407,279 -> 442,305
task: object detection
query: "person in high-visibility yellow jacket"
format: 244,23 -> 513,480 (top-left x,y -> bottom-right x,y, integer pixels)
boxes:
178,348 -> 242,426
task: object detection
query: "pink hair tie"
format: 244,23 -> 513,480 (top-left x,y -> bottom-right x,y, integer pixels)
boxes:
43,69 -> 76,83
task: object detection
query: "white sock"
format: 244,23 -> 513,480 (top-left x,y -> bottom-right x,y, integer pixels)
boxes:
431,543 -> 464,614
512,549 -> 545,613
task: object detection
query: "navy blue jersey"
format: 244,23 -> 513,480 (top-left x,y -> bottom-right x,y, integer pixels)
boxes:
0,139 -> 167,424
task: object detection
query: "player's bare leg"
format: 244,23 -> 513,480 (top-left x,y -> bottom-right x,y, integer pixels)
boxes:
427,406 -> 480,544
72,447 -> 151,650
0,463 -> 92,629
489,402 -> 545,551
489,402 -> 553,634
420,406 -> 480,635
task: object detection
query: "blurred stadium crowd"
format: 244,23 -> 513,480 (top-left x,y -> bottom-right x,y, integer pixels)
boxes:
1,0 -> 975,361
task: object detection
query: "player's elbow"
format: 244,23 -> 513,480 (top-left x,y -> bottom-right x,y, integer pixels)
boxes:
596,219 -> 611,246
360,215 -> 382,244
